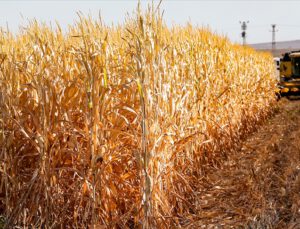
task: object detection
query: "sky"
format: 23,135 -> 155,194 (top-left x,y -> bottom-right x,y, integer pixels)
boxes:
0,0 -> 300,44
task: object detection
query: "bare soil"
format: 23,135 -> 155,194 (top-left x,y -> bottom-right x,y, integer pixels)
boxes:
186,98 -> 300,228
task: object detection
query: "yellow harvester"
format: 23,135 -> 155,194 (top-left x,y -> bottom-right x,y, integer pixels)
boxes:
276,51 -> 300,98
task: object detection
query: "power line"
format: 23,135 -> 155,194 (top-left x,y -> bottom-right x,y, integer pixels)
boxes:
278,24 -> 300,28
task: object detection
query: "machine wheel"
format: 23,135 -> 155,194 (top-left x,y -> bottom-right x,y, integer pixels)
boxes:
276,92 -> 281,101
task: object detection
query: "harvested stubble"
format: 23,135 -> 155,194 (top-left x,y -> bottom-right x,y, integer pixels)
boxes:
0,6 -> 276,228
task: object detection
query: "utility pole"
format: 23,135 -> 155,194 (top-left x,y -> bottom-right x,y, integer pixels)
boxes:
239,21 -> 249,46
271,24 -> 278,52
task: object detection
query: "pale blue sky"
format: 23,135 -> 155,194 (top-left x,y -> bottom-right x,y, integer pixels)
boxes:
0,0 -> 299,44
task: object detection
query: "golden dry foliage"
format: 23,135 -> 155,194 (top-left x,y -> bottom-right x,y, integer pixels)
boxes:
0,5 -> 276,228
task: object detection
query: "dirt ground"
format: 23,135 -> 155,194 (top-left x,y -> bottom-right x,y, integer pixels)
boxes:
185,98 -> 300,228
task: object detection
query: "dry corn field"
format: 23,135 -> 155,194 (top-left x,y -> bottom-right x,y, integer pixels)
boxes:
0,6 -> 278,228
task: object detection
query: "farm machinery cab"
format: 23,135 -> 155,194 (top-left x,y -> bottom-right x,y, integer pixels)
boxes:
277,51 -> 300,98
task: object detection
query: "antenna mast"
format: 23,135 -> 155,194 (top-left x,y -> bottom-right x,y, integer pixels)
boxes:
271,24 -> 278,52
240,21 -> 249,46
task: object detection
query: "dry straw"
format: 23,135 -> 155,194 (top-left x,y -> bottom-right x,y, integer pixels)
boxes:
0,3 -> 276,228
